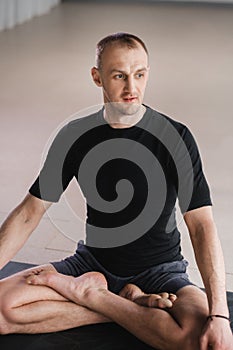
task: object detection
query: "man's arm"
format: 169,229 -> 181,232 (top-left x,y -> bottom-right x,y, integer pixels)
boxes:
0,193 -> 52,270
184,205 -> 233,349
184,205 -> 228,315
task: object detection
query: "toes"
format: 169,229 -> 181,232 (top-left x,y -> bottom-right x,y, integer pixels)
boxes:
24,268 -> 45,279
26,270 -> 51,286
147,295 -> 162,308
26,275 -> 40,285
157,292 -> 177,304
159,292 -> 169,299
156,298 -> 173,309
169,293 -> 177,303
26,274 -> 45,285
134,294 -> 173,309
120,286 -> 178,309
148,293 -> 174,308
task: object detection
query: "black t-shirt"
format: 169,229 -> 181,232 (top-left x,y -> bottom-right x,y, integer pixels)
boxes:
29,105 -> 212,276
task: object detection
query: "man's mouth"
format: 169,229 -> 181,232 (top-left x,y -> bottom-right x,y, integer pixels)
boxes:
122,97 -> 138,103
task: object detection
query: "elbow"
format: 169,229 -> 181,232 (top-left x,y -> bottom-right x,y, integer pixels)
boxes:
184,206 -> 217,239
12,202 -> 41,229
193,219 -> 217,237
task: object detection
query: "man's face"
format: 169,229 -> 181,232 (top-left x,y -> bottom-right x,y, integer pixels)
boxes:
92,43 -> 149,116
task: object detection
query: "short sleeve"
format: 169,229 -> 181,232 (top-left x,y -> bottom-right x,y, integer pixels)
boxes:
29,124 -> 75,202
175,126 -> 212,214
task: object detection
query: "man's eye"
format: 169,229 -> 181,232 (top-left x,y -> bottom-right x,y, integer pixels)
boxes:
115,74 -> 124,79
136,73 -> 144,78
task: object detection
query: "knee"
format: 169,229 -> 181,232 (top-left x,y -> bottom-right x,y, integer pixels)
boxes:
0,321 -> 11,335
0,296 -> 16,334
0,308 -> 11,335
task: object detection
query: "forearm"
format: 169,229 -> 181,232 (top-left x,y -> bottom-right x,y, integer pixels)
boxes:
0,199 -> 42,269
0,210 -> 34,269
190,221 -> 228,315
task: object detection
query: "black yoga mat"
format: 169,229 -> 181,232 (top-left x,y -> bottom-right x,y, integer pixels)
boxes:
0,261 -> 232,350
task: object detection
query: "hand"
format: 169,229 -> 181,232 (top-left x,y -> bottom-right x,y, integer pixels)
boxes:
200,318 -> 233,350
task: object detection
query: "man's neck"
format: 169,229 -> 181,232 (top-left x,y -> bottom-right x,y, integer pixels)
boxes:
103,105 -> 146,129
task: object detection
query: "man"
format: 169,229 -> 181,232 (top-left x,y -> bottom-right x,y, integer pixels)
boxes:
0,33 -> 232,350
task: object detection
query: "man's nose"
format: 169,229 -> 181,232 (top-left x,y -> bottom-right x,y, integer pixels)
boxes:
124,76 -> 135,94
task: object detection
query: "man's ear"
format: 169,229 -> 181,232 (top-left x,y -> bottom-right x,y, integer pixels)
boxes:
91,67 -> 102,87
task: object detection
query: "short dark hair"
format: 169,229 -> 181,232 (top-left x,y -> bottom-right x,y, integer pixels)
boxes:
96,32 -> 148,69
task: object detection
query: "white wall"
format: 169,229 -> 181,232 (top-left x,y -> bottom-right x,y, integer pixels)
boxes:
0,0 -> 61,31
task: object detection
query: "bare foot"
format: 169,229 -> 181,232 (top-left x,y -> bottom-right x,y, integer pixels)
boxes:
119,284 -> 177,309
26,269 -> 108,306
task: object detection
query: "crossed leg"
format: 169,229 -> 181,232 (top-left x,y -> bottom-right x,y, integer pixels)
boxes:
23,268 -> 209,350
0,264 -> 110,334
0,264 -> 177,336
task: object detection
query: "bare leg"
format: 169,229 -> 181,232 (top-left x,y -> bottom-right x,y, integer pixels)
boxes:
27,269 -> 209,350
0,264 -> 109,334
0,265 -> 172,335
27,268 -> 177,309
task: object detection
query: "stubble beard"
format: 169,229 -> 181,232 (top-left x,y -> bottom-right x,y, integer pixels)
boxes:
106,101 -> 142,117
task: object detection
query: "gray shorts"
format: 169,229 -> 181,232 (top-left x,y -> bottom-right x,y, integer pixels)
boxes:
51,241 -> 195,295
